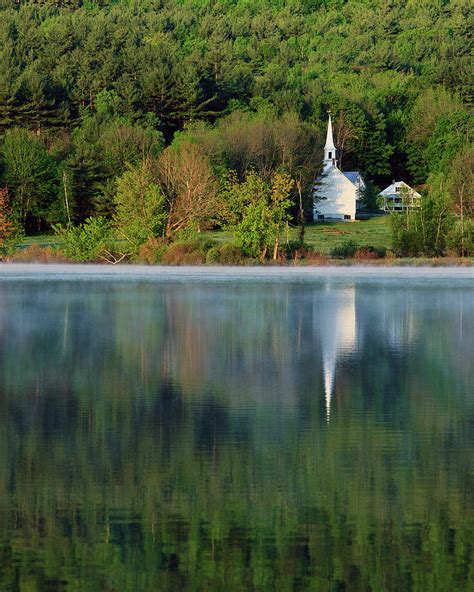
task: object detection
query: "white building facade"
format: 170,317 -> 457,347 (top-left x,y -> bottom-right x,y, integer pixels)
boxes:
380,181 -> 421,212
313,115 -> 364,222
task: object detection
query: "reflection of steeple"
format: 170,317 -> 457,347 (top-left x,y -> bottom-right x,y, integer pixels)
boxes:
320,286 -> 356,422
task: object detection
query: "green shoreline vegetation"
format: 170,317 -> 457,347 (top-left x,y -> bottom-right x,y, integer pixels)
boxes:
8,218 -> 474,265
0,0 -> 472,264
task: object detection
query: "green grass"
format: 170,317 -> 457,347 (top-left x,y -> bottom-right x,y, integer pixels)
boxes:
18,234 -> 62,249
202,217 -> 392,254
19,217 -> 392,256
300,217 -> 391,254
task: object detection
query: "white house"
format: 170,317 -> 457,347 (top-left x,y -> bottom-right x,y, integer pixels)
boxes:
380,181 -> 421,212
313,115 -> 365,221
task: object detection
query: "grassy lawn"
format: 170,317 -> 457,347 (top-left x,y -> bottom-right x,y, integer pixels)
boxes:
18,234 -> 62,249
301,217 -> 391,254
203,216 -> 392,254
19,217 -> 392,256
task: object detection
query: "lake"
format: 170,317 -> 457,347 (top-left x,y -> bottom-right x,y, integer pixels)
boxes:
0,265 -> 473,591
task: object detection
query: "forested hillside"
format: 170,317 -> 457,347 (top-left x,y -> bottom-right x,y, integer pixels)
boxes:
0,0 -> 472,258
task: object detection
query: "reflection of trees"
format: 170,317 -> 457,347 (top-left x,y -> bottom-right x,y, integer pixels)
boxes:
0,279 -> 473,590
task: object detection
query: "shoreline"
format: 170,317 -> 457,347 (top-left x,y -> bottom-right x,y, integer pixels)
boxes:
1,263 -> 473,280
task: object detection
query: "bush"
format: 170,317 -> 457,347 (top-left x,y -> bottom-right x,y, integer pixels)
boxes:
205,246 -> 221,264
330,239 -> 358,259
281,240 -> 307,261
391,215 -> 422,256
53,217 -> 114,262
354,245 -> 387,260
447,220 -> 474,257
137,237 -> 169,264
205,244 -> 244,264
302,248 -> 328,264
10,244 -> 69,263
162,237 -> 217,265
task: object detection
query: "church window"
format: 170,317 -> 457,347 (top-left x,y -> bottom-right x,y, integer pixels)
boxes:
328,152 -> 332,158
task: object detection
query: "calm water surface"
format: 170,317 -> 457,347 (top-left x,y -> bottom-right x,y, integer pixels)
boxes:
0,268 -> 473,591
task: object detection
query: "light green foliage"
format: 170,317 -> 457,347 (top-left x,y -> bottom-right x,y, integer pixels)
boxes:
425,111 -> 473,177
236,198 -> 275,259
114,161 -> 167,254
391,177 -> 455,257
54,216 -> 113,262
225,171 -> 294,259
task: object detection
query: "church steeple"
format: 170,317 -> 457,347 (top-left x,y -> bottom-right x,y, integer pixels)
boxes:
323,113 -> 337,170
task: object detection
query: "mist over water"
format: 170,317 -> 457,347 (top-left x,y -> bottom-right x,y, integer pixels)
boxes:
0,269 -> 473,590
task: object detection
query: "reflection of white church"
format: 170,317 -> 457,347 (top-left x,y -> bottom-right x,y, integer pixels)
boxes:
318,284 -> 418,422
320,286 -> 357,421
313,115 -> 365,221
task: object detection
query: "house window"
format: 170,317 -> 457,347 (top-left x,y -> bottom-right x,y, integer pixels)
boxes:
344,215 -> 351,220
395,186 -> 400,192
318,215 -> 324,220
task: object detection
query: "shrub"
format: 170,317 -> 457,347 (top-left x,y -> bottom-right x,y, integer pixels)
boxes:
162,243 -> 204,265
218,244 -> 245,264
10,244 -> 69,263
302,248 -> 328,264
53,217 -> 114,262
447,220 -> 474,257
205,246 -> 220,264
330,239 -> 358,259
162,237 -> 217,265
138,237 -> 169,264
205,244 -> 244,264
354,245 -> 387,260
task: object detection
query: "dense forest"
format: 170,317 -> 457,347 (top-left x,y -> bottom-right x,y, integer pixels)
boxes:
0,0 -> 472,258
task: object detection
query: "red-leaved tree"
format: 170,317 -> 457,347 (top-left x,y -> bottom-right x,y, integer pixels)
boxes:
0,188 -> 19,257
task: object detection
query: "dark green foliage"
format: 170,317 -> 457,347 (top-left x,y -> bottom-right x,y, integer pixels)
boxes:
0,0 -> 471,255
2,128 -> 58,230
359,180 -> 382,212
330,239 -> 358,259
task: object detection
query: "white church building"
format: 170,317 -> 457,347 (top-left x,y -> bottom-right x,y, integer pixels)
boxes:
313,115 -> 365,221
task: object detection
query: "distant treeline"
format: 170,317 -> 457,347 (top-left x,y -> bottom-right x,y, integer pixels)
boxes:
0,0 -> 472,257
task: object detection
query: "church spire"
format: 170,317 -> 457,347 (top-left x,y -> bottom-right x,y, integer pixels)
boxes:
324,113 -> 337,169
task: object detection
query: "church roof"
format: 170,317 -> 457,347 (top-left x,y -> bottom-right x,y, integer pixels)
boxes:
324,114 -> 336,151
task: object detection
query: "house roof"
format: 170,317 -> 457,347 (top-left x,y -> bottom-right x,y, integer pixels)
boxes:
380,181 -> 421,197
343,171 -> 361,184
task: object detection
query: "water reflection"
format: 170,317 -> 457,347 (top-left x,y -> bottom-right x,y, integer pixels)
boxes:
0,277 -> 473,591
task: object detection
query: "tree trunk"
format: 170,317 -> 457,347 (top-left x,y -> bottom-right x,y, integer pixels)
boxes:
297,180 -> 305,245
273,237 -> 279,260
460,183 -> 465,257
